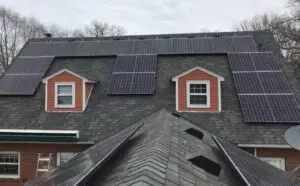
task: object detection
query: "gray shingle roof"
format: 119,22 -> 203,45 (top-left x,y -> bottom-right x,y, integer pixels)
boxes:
0,31 -> 299,145
25,109 -> 299,186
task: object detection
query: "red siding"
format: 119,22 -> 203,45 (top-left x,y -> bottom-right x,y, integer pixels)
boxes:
178,69 -> 219,112
47,71 -> 83,112
0,143 -> 90,186
243,147 -> 300,177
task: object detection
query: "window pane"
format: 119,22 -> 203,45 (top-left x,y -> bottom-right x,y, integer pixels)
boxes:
190,95 -> 207,105
0,153 -> 18,163
59,152 -> 77,165
190,84 -> 206,93
57,85 -> 72,94
0,165 -> 18,175
57,96 -> 72,105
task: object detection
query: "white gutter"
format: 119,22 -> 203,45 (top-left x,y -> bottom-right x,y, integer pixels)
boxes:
0,129 -> 80,139
238,144 -> 291,149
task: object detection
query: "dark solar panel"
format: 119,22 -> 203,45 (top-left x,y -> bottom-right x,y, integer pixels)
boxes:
114,40 -> 134,54
60,42 -> 80,56
19,42 -> 44,56
267,95 -> 300,122
0,75 -> 22,94
239,95 -> 274,122
251,53 -> 281,71
27,57 -> 53,74
259,72 -> 291,93
39,43 -> 63,56
113,55 -> 136,72
132,39 -> 155,54
154,39 -> 173,54
213,37 -> 235,53
135,55 -> 157,72
172,38 -> 193,54
228,53 -> 255,72
233,73 -> 263,94
107,73 -> 133,94
75,41 -> 97,56
6,58 -> 36,74
131,73 -> 156,94
13,75 -> 44,95
232,37 -> 258,52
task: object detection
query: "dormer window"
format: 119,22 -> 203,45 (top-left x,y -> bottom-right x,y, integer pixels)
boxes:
43,69 -> 97,112
172,67 -> 224,113
187,80 -> 210,108
55,83 -> 75,108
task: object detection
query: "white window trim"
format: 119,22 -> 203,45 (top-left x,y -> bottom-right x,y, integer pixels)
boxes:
56,152 -> 77,166
54,82 -> 76,108
259,157 -> 285,171
186,80 -> 210,108
0,151 -> 20,179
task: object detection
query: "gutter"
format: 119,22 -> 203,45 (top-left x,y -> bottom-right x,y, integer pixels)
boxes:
238,144 -> 291,149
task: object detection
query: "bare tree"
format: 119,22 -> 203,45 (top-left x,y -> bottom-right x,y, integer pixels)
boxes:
72,19 -> 126,37
234,0 -> 300,78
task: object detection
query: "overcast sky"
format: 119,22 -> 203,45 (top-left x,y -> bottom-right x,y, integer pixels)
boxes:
0,0 -> 288,35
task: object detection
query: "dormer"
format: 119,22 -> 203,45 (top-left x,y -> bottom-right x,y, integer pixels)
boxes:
172,67 -> 224,113
42,69 -> 97,112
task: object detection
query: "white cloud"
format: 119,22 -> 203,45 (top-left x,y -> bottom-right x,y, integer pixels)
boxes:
0,0 -> 287,34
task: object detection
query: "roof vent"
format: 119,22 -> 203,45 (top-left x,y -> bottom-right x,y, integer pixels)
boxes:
185,128 -> 204,140
172,112 -> 181,118
188,156 -> 221,176
44,33 -> 52,38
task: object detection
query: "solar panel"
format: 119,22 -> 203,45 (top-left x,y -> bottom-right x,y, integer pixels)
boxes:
60,42 -> 80,56
172,38 -> 193,54
6,58 -> 36,74
232,37 -> 258,52
228,53 -> 255,72
107,73 -> 133,94
0,75 -> 22,94
108,55 -> 157,94
131,73 -> 156,94
258,72 -> 291,93
239,95 -> 274,122
154,39 -> 173,54
114,40 -> 134,54
13,75 -> 44,95
213,37 -> 235,53
19,42 -> 44,56
251,53 -> 281,71
113,55 -> 136,72
75,41 -> 97,56
267,95 -> 300,122
233,73 -> 263,94
135,55 -> 157,72
132,39 -> 155,54
39,43 -> 63,56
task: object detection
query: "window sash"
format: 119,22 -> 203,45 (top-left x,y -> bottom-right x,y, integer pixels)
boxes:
55,83 -> 75,108
187,81 -> 210,108
259,157 -> 285,170
57,152 -> 77,166
0,152 -> 20,178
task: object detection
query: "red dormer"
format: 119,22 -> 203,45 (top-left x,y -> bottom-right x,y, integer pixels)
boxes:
172,67 -> 224,113
42,69 -> 97,112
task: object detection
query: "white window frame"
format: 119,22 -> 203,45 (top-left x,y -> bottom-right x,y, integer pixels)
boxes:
259,157 -> 285,170
186,80 -> 210,108
56,152 -> 77,166
54,82 -> 75,108
0,151 -> 20,179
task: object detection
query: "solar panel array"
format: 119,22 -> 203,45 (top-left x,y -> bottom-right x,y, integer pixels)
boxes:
228,52 -> 300,123
107,55 -> 157,94
18,36 -> 258,57
0,57 -> 53,95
